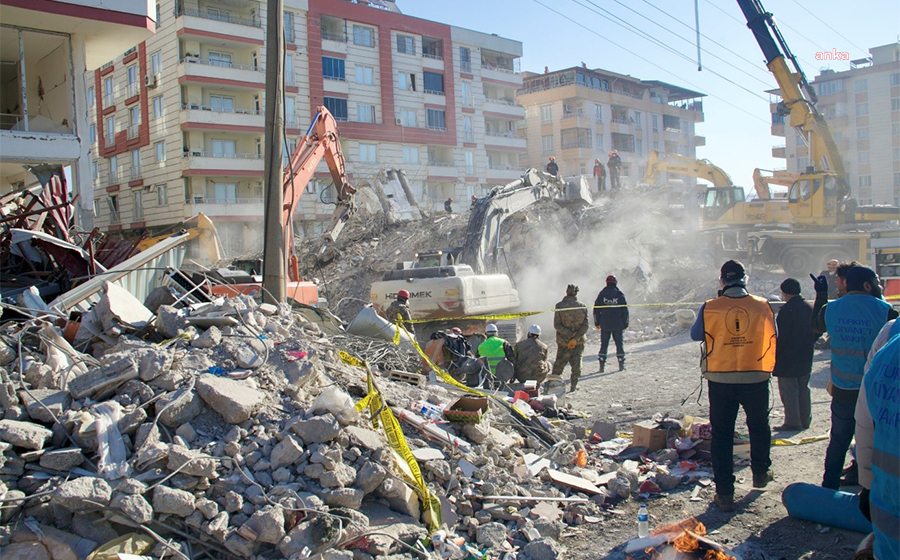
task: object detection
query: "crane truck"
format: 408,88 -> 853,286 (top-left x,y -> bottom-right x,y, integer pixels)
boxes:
369,170 -> 591,341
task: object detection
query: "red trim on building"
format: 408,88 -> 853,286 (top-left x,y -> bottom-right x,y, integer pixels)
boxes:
463,142 -> 476,148
182,169 -> 263,177
462,107 -> 475,114
460,73 -> 474,80
100,65 -> 115,76
125,95 -> 140,106
180,123 -> 265,133
321,92 -> 348,99
176,28 -> 263,46
1,0 -> 155,30
106,185 -> 120,192
285,86 -> 299,93
130,221 -> 146,228
177,75 -> 263,89
321,50 -> 347,59
465,176 -> 478,182
129,179 -> 144,188
102,105 -> 115,116
425,103 -> 447,110
108,224 -> 123,231
123,52 -> 138,64
286,43 -> 298,51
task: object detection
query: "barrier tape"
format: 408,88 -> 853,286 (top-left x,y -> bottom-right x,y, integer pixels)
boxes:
403,303 -> 708,324
340,350 -> 442,532
771,434 -> 829,446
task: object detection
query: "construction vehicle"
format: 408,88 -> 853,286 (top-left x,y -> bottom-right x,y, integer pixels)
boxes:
369,170 -> 591,341
707,0 -> 900,275
870,230 -> 900,301
135,212 -> 223,263
191,107 -> 355,304
750,168 -> 797,200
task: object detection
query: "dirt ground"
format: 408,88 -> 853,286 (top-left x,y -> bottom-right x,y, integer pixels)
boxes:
554,327 -> 864,560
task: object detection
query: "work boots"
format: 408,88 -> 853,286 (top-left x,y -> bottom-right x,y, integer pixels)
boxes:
598,359 -> 605,373
618,358 -> 626,371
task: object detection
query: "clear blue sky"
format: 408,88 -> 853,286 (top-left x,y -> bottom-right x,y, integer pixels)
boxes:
402,0 -> 900,188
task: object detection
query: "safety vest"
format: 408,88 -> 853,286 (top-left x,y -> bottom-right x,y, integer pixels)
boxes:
478,336 -> 507,376
864,334 -> 900,560
825,294 -> 893,391
701,294 -> 776,383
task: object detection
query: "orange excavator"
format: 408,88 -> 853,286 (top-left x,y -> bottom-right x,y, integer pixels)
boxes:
209,106 -> 356,305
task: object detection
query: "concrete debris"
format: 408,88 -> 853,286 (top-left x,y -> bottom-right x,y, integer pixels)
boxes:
53,477 -> 112,510
195,374 -> 265,424
0,419 -> 53,450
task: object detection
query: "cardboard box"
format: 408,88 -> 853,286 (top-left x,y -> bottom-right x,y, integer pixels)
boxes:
632,420 -> 670,452
443,396 -> 488,424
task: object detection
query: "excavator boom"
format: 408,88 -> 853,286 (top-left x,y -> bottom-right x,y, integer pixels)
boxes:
643,150 -> 733,187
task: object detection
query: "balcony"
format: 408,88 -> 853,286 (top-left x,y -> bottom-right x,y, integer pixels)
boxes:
181,104 -> 264,129
186,197 -> 264,218
130,166 -> 142,180
484,131 -> 526,150
125,82 -> 140,99
486,164 -> 524,180
484,97 -> 524,118
772,144 -> 786,158
184,152 -> 264,173
108,170 -> 120,185
427,161 -> 458,177
460,61 -> 472,74
105,133 -> 116,147
176,3 -> 264,44
179,57 -> 265,88
771,123 -> 785,136
103,93 -> 115,107
127,124 -> 140,140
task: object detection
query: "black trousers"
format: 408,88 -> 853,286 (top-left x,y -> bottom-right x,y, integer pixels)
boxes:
598,330 -> 625,361
708,380 -> 771,496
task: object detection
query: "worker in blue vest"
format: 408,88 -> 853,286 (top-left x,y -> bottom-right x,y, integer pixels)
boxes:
476,324 -> 514,385
855,331 -> 899,560
810,265 -> 898,489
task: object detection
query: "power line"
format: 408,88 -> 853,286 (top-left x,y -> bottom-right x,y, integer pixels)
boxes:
527,0 -> 771,125
788,0 -> 869,56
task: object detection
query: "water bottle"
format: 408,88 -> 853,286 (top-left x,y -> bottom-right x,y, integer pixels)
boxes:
637,504 -> 649,538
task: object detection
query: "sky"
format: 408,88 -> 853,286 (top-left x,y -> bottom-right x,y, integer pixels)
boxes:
401,0 -> 900,189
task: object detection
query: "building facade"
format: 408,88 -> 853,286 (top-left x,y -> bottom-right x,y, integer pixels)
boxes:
517,66 -> 705,187
87,0 -> 525,257
0,0 -> 156,229
769,42 -> 900,205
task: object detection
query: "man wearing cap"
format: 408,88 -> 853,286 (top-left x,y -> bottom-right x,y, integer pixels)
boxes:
691,260 -> 776,511
773,278 -> 819,431
594,275 -> 629,372
607,150 -> 622,190
476,324 -> 515,380
514,324 -> 551,388
385,290 -> 414,336
546,156 -> 559,176
819,259 -> 840,299
809,265 -> 897,490
552,284 -> 589,391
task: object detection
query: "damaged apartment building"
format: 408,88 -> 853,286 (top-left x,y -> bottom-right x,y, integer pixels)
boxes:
86,0 -> 526,257
0,0 -> 157,230
518,65 -> 706,188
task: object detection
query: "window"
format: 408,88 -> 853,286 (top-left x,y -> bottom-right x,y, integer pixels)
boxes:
87,87 -> 95,107
857,127 -> 869,140
157,184 -> 168,205
131,149 -> 141,177
133,190 -> 143,220
398,72 -> 416,91
423,72 -> 444,94
353,25 -> 374,47
285,96 -> 295,125
213,182 -> 237,203
541,134 -> 554,153
104,77 -> 114,104
561,128 -> 591,149
635,139 -> 643,155
155,2 -> 161,27
107,195 -> 120,222
855,79 -> 867,92
894,147 -> 900,161
89,125 -> 96,143
208,51 -> 233,68
151,51 -> 162,76
127,65 -> 138,89
856,103 -> 868,116
463,116 -> 473,142
634,111 -> 642,130
93,199 -> 100,217
91,161 -> 99,181
106,116 -> 116,145
398,109 -> 417,127
461,81 -> 472,106
285,54 -> 294,84
817,81 -> 842,96
356,104 -> 375,123
858,175 -> 872,188
651,114 -> 659,132
323,97 -> 348,120
359,143 -> 377,163
207,7 -> 230,22
426,109 -> 446,130
284,11 -> 294,43
396,34 -> 415,55
892,98 -> 900,111
895,173 -> 900,186
894,123 -> 900,136
210,95 -> 235,112
323,57 -> 345,80
109,155 -> 118,181
459,46 -> 471,73
594,103 -> 603,122
596,133 -> 604,152
796,134 -> 805,146
402,146 -> 419,164
152,96 -> 164,119
858,150 -> 870,164
891,73 -> 900,86
212,139 -> 236,157
130,105 -> 140,126
355,65 -> 374,85
464,151 -> 474,175
540,105 -> 552,124
155,141 -> 166,162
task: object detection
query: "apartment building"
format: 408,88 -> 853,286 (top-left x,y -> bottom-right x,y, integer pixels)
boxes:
517,65 -> 705,187
769,42 -> 900,205
87,0 -> 525,256
0,0 -> 156,229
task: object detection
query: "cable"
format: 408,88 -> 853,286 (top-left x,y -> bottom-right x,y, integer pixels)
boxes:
787,0 -> 868,56
529,0 -> 770,124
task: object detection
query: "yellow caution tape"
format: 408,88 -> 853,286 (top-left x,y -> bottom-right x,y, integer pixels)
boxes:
771,434 -> 829,446
339,350 -> 367,369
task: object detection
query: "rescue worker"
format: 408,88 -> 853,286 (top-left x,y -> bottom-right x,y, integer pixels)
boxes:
385,289 -> 414,336
690,260 -> 776,512
476,323 -> 515,380
444,197 -> 453,214
855,331 -> 900,560
594,275 -> 629,372
552,284 -> 589,391
546,156 -> 559,176
818,259 -> 840,299
592,158 -> 606,192
810,265 -> 897,490
514,324 -> 551,388
607,150 -> 622,190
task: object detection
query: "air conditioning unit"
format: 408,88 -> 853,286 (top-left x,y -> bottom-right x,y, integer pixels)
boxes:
395,118 -> 403,126
144,75 -> 158,88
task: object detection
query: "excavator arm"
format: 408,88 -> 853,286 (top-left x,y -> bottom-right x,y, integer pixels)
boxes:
643,150 -> 733,187
282,106 -> 356,282
135,212 -> 223,262
751,168 -> 799,200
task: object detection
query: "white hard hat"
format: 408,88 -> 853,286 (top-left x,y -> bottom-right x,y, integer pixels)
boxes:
528,324 -> 541,336
485,323 -> 498,334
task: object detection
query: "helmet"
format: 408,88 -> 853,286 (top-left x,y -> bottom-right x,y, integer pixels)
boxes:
528,324 -> 541,336
397,289 -> 410,299
549,156 -> 556,161
485,323 -> 498,335
451,327 -> 462,334
606,275 -> 617,284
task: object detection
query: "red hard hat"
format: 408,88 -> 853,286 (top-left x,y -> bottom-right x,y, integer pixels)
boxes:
451,327 -> 462,333
606,275 -> 617,284
397,289 -> 410,299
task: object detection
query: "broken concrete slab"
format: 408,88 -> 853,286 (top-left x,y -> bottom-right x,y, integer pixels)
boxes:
269,435 -> 303,471
39,447 -> 84,471
0,419 -> 53,450
110,492 -> 154,524
241,505 -> 286,544
196,374 -> 265,424
292,413 -> 341,444
95,282 -> 153,333
191,325 -> 222,349
54,477 -> 112,510
155,305 -> 188,338
67,356 -> 137,400
20,389 -> 70,424
154,389 -> 204,428
167,445 -> 218,477
153,485 -> 195,517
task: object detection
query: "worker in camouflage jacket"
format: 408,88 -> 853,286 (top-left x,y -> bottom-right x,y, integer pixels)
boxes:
552,284 -> 589,391
514,324 -> 551,388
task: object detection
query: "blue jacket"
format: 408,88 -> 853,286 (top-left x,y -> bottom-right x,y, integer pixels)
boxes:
825,293 -> 893,391
864,334 -> 900,560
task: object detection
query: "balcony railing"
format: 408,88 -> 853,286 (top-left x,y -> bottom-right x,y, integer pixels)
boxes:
482,64 -> 515,74
427,160 -> 454,167
460,61 -> 472,73
181,103 -> 262,115
772,144 -> 786,150
424,89 -> 445,96
127,125 -> 140,139
130,166 -> 141,180
107,171 -> 120,185
324,75 -> 346,82
561,142 -> 592,149
181,57 -> 263,72
461,97 -> 474,108
484,97 -> 519,107
125,82 -> 140,98
185,151 -> 262,159
426,124 -> 446,131
187,197 -> 264,204
485,131 -> 518,138
105,133 -> 116,147
611,117 -> 630,124
423,52 -> 443,60
487,164 -> 523,170
562,111 -> 585,119
321,31 -> 348,42
103,93 -> 115,107
463,131 -> 474,142
176,3 -> 262,28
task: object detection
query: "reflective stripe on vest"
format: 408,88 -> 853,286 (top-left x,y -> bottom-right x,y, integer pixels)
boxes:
825,294 -> 892,390
702,294 -> 776,374
865,334 -> 900,560
478,336 -> 506,375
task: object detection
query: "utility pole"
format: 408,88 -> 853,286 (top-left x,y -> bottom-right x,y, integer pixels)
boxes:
262,0 -> 285,303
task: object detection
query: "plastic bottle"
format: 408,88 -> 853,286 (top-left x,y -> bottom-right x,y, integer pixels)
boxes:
637,504 -> 649,538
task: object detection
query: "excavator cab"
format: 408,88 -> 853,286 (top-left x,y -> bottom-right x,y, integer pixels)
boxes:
702,186 -> 745,222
